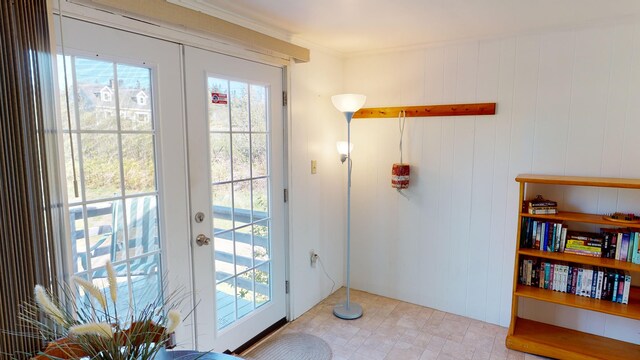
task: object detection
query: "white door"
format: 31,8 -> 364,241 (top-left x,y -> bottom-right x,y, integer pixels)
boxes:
54,18 -> 193,347
184,46 -> 286,352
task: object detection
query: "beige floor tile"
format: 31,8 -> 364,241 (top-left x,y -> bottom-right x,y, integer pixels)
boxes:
384,341 -> 425,360
246,289 -> 534,360
440,339 -> 475,360
419,348 -> 440,360
473,350 -> 492,360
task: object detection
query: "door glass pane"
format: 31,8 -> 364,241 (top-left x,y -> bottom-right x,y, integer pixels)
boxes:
208,78 -> 230,132
131,253 -> 162,308
63,133 -> 82,203
57,55 -> 77,131
250,85 -> 267,132
255,263 -> 270,308
216,278 -> 236,329
232,133 -> 251,181
86,201 -> 116,270
125,196 -> 159,257
81,133 -> 121,201
122,133 -> 156,194
211,133 -> 231,183
69,205 -> 86,273
253,220 -> 270,264
209,76 -> 272,331
92,264 -> 129,316
74,58 -> 117,131
117,64 -> 153,131
251,133 -> 268,178
212,183 -> 233,233
230,81 -> 249,132
233,180 -> 251,228
59,54 -> 163,321
252,179 -> 268,220
214,232 -> 234,282
234,227 -> 252,275
237,270 -> 254,319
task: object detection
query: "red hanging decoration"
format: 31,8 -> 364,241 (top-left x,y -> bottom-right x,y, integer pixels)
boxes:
391,163 -> 410,189
391,110 -> 410,189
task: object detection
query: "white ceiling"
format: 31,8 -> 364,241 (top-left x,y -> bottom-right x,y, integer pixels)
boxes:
171,0 -> 640,55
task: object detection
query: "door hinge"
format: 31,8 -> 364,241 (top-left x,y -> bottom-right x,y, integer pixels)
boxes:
284,188 -> 288,203
285,280 -> 290,294
282,91 -> 288,107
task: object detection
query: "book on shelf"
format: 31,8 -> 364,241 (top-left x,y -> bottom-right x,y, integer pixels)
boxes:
600,229 -> 640,264
523,195 -> 558,214
520,218 -> 567,253
520,218 -> 640,264
528,207 -> 558,215
518,259 -> 632,304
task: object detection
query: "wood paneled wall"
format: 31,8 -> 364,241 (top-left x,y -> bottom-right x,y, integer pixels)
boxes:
343,19 -> 640,344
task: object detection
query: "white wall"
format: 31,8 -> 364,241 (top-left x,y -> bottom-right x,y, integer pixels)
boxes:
289,46 -> 347,318
343,19 -> 640,343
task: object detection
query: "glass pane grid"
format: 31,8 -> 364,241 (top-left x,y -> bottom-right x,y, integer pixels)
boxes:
210,76 -> 271,330
60,54 -> 162,321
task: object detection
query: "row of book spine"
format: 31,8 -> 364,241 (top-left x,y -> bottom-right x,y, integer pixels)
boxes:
520,217 -> 640,263
520,218 -> 567,252
601,230 -> 640,263
519,259 -> 632,304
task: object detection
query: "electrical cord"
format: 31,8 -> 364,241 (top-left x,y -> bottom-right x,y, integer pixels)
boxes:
316,255 -> 335,296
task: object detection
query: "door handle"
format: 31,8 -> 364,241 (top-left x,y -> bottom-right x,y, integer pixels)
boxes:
196,234 -> 211,246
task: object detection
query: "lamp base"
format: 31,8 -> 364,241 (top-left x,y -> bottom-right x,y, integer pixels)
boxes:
333,302 -> 363,320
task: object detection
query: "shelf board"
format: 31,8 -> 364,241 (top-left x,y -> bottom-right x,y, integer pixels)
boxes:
516,174 -> 640,189
518,248 -> 640,272
506,317 -> 640,360
520,211 -> 640,228
515,284 -> 640,320
352,102 -> 496,118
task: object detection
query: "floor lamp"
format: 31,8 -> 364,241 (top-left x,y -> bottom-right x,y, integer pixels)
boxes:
331,93 -> 366,320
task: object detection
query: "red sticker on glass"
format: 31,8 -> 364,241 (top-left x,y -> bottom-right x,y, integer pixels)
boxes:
211,92 -> 228,104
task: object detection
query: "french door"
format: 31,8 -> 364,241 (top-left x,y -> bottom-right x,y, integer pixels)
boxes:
55,19 -> 286,351
54,15 -> 192,342
184,46 -> 286,352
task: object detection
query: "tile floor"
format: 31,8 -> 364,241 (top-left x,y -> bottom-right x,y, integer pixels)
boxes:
252,288 -> 549,360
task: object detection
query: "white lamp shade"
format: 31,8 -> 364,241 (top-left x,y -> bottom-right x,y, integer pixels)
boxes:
336,141 -> 354,155
331,94 -> 367,113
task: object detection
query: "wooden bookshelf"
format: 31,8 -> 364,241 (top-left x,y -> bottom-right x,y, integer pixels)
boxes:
516,174 -> 640,189
521,211 -> 640,229
508,175 -> 640,359
518,248 -> 640,272
507,318 -> 640,360
515,285 -> 640,320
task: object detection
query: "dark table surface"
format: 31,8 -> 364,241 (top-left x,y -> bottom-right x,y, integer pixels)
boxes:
159,349 -> 240,359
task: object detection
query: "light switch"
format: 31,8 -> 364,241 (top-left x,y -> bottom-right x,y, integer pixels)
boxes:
311,160 -> 317,174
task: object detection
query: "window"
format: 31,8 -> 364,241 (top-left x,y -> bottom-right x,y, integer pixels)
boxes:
58,55 -> 161,317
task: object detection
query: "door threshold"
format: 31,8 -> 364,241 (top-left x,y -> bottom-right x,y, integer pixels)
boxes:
228,317 -> 288,355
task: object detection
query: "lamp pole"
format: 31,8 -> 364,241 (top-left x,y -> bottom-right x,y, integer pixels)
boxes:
331,93 -> 365,320
333,110 -> 363,320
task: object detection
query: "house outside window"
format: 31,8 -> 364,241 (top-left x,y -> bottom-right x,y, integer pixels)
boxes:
136,91 -> 148,106
100,87 -> 113,102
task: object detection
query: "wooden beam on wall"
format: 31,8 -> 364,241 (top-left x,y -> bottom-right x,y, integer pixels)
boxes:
68,0 -> 310,63
353,102 -> 496,119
